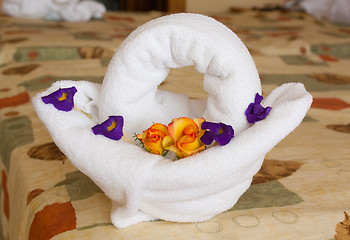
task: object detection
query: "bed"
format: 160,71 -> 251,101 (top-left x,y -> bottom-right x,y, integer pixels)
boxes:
0,7 -> 350,240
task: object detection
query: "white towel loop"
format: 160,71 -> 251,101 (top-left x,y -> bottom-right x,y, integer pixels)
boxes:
99,13 -> 261,135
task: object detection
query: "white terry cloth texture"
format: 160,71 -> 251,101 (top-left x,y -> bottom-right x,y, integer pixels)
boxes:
33,13 -> 313,228
2,0 -> 106,22
300,0 -> 350,25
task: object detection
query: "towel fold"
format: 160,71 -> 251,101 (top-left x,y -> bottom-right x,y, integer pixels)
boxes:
2,0 -> 106,22
300,0 -> 350,25
33,13 -> 312,228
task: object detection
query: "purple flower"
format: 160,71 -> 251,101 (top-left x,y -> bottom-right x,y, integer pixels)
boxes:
200,121 -> 234,146
41,87 -> 77,111
92,116 -> 124,141
245,93 -> 272,124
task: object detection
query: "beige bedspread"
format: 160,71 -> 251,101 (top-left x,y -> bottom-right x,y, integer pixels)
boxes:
0,9 -> 349,240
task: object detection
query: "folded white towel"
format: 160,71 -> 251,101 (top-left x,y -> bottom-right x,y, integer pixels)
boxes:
33,13 -> 312,228
2,0 -> 106,22
300,0 -> 350,25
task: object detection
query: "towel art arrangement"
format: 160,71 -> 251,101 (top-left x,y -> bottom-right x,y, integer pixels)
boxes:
33,13 -> 312,228
2,0 -> 106,22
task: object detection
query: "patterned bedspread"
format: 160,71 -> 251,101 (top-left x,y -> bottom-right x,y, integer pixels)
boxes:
0,9 -> 349,240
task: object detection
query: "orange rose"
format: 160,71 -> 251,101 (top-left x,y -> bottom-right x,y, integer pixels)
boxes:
137,123 -> 169,155
163,117 -> 206,158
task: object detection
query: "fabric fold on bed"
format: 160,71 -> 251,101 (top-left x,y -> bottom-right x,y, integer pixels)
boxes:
2,0 -> 106,21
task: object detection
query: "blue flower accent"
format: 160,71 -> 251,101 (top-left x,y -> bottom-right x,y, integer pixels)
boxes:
200,121 -> 234,146
92,116 -> 124,141
245,93 -> 272,124
41,87 -> 77,111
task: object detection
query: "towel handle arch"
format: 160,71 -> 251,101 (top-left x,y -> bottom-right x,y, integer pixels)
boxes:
98,13 -> 261,134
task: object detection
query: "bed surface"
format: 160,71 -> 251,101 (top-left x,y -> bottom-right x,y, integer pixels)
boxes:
0,9 -> 350,240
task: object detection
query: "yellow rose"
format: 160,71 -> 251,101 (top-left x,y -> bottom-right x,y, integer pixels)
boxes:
137,123 -> 169,155
163,117 -> 206,158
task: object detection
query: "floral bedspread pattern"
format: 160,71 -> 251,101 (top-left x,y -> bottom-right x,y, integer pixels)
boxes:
0,9 -> 349,240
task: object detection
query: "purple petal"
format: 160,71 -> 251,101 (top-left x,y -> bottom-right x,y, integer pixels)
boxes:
200,121 -> 234,146
265,106 -> 272,115
221,123 -> 234,138
201,121 -> 222,134
252,104 -> 264,115
52,100 -> 75,111
245,104 -> 253,116
92,116 -> 124,141
41,87 -> 77,112
245,93 -> 272,124
200,131 -> 215,145
254,93 -> 263,104
246,114 -> 256,124
214,133 -> 232,146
